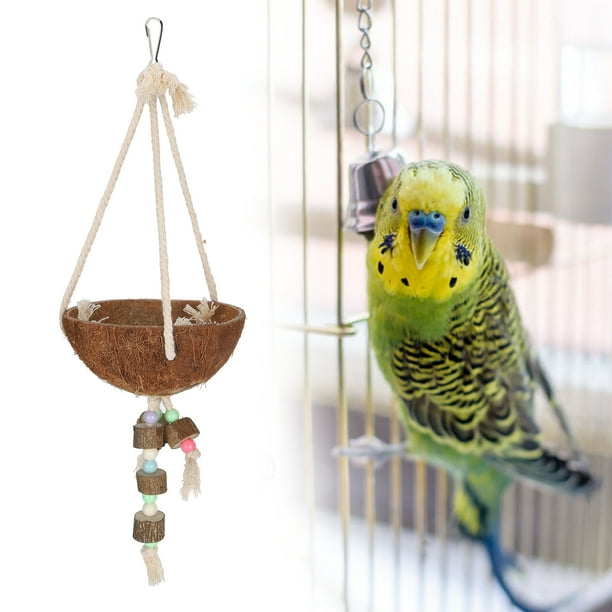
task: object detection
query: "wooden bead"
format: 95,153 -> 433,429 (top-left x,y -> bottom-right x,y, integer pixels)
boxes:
136,469 -> 167,495
164,417 -> 200,449
133,423 -> 165,449
133,510 -> 165,543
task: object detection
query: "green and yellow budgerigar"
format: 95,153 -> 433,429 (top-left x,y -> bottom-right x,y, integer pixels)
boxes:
366,160 -> 597,612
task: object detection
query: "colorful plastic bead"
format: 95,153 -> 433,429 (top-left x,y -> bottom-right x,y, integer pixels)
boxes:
142,494 -> 158,504
164,408 -> 180,423
144,542 -> 158,549
142,503 -> 158,517
143,448 -> 158,461
143,410 -> 159,425
180,438 -> 197,454
142,460 -> 158,474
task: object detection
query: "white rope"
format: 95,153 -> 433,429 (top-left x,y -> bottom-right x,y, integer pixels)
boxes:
160,395 -> 174,413
180,448 -> 202,500
147,396 -> 162,412
59,99 -> 145,320
159,96 -> 218,302
141,544 -> 165,586
148,97 -> 176,361
60,62 -> 215,364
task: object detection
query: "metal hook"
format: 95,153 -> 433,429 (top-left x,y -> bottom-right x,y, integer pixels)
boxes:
144,17 -> 163,64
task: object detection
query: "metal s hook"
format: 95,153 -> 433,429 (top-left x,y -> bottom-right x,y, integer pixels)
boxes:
145,17 -> 163,63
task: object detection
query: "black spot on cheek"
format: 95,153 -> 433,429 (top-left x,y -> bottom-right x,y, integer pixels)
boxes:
455,244 -> 472,266
378,233 -> 396,255
401,278 -> 409,286
378,261 -> 384,274
449,277 -> 457,288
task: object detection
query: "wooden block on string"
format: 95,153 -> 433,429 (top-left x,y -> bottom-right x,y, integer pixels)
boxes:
136,469 -> 167,495
133,510 -> 165,543
133,423 -> 165,449
164,417 -> 200,449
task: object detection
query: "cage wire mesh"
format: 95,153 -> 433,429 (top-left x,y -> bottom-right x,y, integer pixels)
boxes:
268,0 -> 612,611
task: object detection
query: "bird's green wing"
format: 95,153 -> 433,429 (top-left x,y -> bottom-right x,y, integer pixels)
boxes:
392,245 -> 594,493
392,246 -> 539,453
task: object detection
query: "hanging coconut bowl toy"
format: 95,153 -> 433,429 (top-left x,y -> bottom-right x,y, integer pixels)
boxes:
59,18 -> 245,585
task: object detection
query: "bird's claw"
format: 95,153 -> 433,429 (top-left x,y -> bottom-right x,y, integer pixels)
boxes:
332,435 -> 407,468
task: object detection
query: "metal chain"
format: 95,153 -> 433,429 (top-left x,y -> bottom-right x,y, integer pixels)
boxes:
358,1 -> 373,71
354,0 -> 385,153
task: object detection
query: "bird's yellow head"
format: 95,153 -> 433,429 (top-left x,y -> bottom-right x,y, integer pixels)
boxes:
367,160 -> 486,301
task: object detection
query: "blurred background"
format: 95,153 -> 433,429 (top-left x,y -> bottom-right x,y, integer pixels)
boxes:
0,1 -> 610,611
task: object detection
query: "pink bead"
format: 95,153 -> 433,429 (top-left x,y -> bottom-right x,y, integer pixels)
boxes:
180,438 -> 197,453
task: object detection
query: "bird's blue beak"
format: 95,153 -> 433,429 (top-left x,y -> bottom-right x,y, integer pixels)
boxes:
409,210 -> 446,270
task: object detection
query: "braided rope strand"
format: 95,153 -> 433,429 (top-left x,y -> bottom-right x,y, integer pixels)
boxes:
59,99 -> 146,319
61,62 -> 215,366
148,97 -> 176,361
159,96 -> 218,302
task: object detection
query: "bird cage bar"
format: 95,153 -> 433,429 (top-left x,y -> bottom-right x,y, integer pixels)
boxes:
389,12 -> 403,592
413,3 -> 429,611
334,2 -> 352,609
389,0 -> 404,607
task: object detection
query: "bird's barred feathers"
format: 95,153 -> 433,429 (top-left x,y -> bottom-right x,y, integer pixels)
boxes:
390,236 -> 595,493
391,242 -> 540,459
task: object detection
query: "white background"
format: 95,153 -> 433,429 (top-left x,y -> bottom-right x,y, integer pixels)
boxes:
0,2 -> 295,610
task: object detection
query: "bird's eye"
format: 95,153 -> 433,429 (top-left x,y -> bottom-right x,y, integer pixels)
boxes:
391,197 -> 398,213
462,206 -> 471,221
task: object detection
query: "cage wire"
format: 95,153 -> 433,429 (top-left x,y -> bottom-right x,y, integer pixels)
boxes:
268,0 -> 612,611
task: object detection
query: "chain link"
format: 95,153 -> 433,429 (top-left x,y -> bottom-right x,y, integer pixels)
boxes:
353,0 -> 385,151
357,3 -> 373,69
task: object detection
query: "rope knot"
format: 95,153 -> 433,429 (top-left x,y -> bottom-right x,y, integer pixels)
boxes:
136,63 -> 196,117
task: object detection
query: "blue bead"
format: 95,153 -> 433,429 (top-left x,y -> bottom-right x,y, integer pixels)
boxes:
142,460 -> 158,474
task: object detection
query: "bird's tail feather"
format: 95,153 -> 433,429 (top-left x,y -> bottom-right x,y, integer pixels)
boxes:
485,446 -> 599,495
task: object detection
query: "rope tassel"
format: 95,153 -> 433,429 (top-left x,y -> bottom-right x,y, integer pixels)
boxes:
167,76 -> 196,117
181,448 -> 201,501
141,545 -> 165,586
136,63 -> 196,116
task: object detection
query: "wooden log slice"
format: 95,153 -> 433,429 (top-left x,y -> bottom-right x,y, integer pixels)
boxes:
136,469 -> 167,495
164,417 -> 200,449
133,510 -> 165,543
133,423 -> 165,449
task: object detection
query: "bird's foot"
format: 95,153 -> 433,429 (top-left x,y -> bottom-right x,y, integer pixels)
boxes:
332,435 -> 406,468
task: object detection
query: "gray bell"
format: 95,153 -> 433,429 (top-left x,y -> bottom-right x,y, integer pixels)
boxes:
345,148 -> 408,235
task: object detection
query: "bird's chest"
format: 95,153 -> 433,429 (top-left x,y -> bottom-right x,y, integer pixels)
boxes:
391,332 -> 471,400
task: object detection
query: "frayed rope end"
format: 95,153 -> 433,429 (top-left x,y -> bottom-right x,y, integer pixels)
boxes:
180,448 -> 201,501
76,299 -> 107,322
141,545 -> 165,586
168,80 -> 196,117
136,63 -> 196,116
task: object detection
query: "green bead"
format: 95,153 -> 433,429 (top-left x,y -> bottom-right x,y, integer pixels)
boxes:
144,542 -> 158,549
164,408 -> 180,423
142,494 -> 158,504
